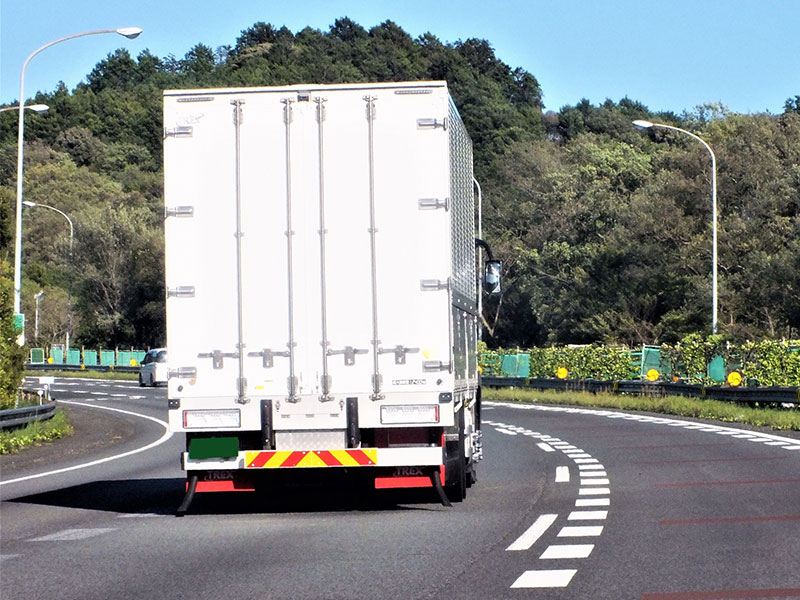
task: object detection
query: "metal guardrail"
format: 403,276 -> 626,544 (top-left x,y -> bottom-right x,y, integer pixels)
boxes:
480,376 -> 800,405
0,402 -> 58,430
24,363 -> 139,374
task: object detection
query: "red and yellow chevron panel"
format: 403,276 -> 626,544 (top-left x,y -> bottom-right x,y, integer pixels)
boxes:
244,448 -> 378,469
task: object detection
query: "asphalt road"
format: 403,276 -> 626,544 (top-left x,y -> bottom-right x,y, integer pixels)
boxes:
1,378 -> 800,599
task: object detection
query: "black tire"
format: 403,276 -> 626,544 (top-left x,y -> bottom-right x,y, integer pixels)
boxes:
138,373 -> 145,387
444,407 -> 466,502
149,374 -> 155,387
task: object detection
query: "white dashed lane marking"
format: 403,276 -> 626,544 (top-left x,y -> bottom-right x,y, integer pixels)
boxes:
540,545 -> 594,559
581,478 -> 610,486
568,510 -> 608,520
576,498 -> 610,507
490,402 -> 800,450
506,514 -> 559,551
486,419 -> 611,590
511,569 -> 577,589
558,525 -> 604,537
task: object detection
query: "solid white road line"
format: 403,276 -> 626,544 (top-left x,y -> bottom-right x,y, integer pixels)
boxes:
0,401 -> 172,486
573,458 -> 599,464
537,443 -> 555,452
580,478 -> 611,486
506,514 -> 558,551
28,528 -> 115,542
540,544 -> 594,559
578,488 -> 611,496
511,569 -> 577,589
555,466 -> 570,483
579,471 -> 608,477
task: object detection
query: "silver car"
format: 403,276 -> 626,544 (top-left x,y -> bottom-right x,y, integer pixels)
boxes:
138,348 -> 168,387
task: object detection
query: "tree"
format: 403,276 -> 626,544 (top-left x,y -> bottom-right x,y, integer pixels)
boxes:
0,259 -> 25,409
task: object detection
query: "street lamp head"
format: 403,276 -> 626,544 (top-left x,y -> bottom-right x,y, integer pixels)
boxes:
22,201 -> 37,207
632,119 -> 655,129
0,103 -> 49,113
116,27 -> 143,39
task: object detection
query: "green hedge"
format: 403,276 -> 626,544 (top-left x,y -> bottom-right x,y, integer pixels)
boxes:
480,336 -> 800,386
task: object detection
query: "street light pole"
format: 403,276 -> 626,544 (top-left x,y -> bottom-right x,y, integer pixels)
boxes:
633,119 -> 718,335
12,27 -> 142,341
22,201 -> 74,352
34,290 -> 45,341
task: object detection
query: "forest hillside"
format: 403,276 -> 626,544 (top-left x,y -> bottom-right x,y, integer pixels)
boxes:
1,18 -> 799,351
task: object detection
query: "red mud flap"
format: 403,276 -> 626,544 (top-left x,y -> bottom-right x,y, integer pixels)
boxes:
373,466 -> 444,490
188,471 -> 255,493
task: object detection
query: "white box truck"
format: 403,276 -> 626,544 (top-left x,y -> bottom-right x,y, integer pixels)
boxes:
162,81 -> 499,513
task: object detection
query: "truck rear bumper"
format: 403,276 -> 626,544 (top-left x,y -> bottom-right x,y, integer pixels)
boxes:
182,446 -> 443,471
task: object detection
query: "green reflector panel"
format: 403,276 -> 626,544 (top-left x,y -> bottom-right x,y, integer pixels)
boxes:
189,437 -> 239,460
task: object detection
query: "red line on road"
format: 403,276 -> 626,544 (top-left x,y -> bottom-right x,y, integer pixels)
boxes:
660,515 -> 800,525
634,455 -> 788,465
654,478 -> 800,489
609,441 -> 733,450
642,588 -> 800,599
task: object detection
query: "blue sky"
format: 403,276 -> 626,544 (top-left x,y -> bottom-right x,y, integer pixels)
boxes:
1,0 -> 798,115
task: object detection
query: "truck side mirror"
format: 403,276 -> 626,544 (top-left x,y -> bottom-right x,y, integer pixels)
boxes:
484,260 -> 502,295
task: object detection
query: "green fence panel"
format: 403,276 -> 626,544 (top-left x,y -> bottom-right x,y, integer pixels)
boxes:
500,354 -> 519,376
83,350 -> 98,366
629,350 -> 643,374
516,353 -> 531,377
100,350 -> 116,366
118,351 -> 133,366
50,348 -> 64,364
708,355 -> 725,383
30,348 -> 45,364
132,351 -> 146,366
641,346 -> 661,377
66,350 -> 81,365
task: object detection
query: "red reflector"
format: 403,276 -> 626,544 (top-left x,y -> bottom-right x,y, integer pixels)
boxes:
374,476 -> 433,489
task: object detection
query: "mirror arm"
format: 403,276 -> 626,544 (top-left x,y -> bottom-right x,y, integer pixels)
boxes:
475,238 -> 494,261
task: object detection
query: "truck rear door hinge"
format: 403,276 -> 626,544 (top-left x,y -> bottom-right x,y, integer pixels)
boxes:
167,286 -> 195,298
328,346 -> 369,366
198,350 -> 239,369
164,126 -> 193,138
420,279 -> 450,292
169,367 -> 197,379
247,348 -> 289,369
379,345 -> 420,365
165,206 -> 194,219
417,117 -> 447,130
423,360 -> 452,373
418,198 -> 449,211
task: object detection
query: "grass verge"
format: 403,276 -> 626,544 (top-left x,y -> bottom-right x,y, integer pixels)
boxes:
0,409 -> 74,454
483,387 -> 800,432
25,369 -> 138,381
